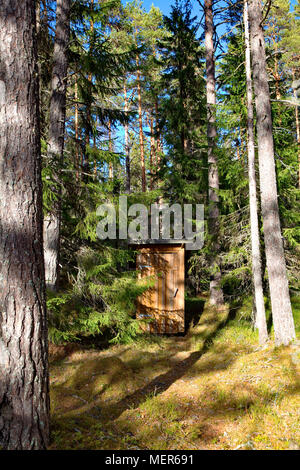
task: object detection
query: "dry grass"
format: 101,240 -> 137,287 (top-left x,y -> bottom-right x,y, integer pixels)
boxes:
49,298 -> 300,450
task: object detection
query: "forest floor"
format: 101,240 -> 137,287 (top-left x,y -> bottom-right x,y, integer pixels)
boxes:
49,296 -> 300,450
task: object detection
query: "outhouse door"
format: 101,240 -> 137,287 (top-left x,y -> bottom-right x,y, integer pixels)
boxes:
136,244 -> 185,334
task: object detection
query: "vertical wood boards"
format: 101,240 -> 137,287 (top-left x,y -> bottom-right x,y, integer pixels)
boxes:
136,245 -> 185,334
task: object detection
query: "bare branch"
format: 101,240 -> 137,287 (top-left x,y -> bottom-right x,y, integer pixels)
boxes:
261,0 -> 272,25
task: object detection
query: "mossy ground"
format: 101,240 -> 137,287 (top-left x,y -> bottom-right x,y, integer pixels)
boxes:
49,295 -> 300,450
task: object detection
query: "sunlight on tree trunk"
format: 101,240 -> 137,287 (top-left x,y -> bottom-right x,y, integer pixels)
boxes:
150,112 -> 156,190
249,0 -> 295,346
205,0 -> 224,306
124,82 -> 131,193
292,70 -> 300,189
43,0 -> 70,291
244,0 -> 268,344
136,57 -> 146,192
0,0 -> 49,449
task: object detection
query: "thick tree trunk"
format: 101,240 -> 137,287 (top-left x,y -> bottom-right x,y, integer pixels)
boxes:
0,0 -> 49,449
124,82 -> 131,193
249,0 -> 295,345
244,0 -> 268,344
43,0 -> 70,291
205,0 -> 224,305
136,58 -> 146,192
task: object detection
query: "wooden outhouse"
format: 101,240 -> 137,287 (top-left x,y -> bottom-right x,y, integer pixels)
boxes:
132,240 -> 185,334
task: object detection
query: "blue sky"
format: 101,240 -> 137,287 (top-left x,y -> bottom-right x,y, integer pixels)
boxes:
142,0 -> 172,15
140,0 -> 298,15
134,0 -> 224,38
139,0 -> 201,18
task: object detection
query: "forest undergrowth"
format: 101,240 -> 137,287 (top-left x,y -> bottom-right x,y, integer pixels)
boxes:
49,295 -> 300,450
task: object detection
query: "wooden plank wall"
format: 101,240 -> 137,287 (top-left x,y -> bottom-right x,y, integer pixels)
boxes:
136,245 -> 185,334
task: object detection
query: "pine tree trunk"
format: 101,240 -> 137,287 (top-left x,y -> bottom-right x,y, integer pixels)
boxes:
150,113 -> 156,190
36,0 -> 42,113
249,0 -> 295,345
41,0 -> 48,26
244,0 -> 268,344
292,70 -> 300,189
43,0 -> 70,291
85,0 -> 94,170
205,0 -> 224,305
36,1 -> 41,34
272,36 -> 283,125
124,82 -> 131,193
0,0 -> 49,449
93,122 -> 97,176
295,97 -> 300,190
136,57 -> 146,192
108,120 -> 113,179
160,134 -> 164,155
155,99 -> 161,166
75,78 -> 80,181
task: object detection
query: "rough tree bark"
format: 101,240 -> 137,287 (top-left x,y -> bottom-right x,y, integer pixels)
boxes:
244,0 -> 268,344
204,0 -> 224,305
249,0 -> 295,345
43,0 -> 71,291
0,0 -> 49,449
124,82 -> 131,193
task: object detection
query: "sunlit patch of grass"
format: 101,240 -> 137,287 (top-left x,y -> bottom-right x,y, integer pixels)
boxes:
187,303 -> 229,351
49,297 -> 300,450
291,294 -> 300,334
116,396 -> 188,450
142,395 -> 181,422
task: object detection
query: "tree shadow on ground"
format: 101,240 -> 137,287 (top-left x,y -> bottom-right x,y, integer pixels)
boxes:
49,302 -> 235,446
65,304 -> 228,424
49,302 -> 300,450
185,297 -> 205,331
